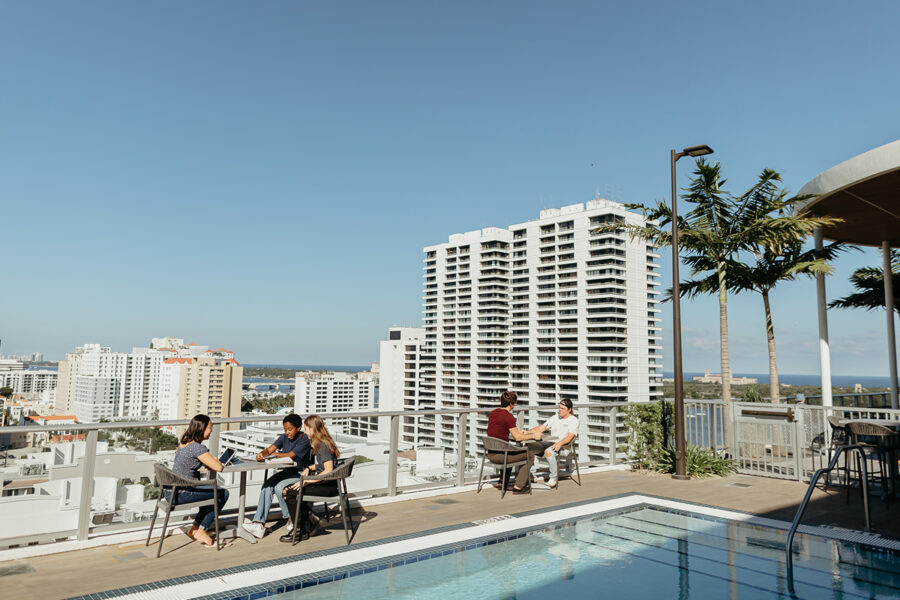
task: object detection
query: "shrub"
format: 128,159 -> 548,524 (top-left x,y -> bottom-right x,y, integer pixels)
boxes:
739,384 -> 766,403
623,401 -> 674,472
676,445 -> 737,477
623,400 -> 736,477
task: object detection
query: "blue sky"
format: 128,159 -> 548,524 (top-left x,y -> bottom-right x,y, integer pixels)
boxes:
1,1 -> 897,376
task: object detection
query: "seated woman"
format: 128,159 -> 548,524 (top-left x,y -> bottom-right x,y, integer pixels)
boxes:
280,415 -> 340,542
242,413 -> 310,539
171,414 -> 229,547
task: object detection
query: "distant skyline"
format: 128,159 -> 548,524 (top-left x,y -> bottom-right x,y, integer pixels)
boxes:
2,2 -> 898,377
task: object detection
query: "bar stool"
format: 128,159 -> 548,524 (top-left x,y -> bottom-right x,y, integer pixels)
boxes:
846,422 -> 900,507
823,416 -> 849,488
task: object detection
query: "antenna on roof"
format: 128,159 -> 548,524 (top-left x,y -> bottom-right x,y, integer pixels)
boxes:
595,186 -> 600,200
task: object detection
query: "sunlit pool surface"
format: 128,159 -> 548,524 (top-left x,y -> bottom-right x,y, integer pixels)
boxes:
271,506 -> 900,600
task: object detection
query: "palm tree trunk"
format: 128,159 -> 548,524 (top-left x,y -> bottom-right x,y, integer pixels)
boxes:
762,291 -> 779,402
718,261 -> 732,402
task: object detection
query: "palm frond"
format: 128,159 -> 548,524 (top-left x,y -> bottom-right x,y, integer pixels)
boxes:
829,256 -> 900,314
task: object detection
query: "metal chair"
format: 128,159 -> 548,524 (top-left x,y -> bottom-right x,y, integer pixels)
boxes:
556,440 -> 582,487
145,464 -> 222,557
847,422 -> 900,506
310,456 -> 355,523
477,436 -> 530,498
532,440 -> 582,489
288,457 -> 355,546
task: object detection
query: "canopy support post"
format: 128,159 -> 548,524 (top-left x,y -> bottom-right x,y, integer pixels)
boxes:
815,228 -> 833,408
883,241 -> 898,409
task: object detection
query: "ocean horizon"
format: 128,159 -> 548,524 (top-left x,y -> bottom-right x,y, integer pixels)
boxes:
666,371 -> 896,388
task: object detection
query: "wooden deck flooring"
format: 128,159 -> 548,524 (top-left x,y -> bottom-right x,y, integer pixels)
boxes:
1,469 -> 896,600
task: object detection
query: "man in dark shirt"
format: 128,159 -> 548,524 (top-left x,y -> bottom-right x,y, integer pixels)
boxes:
487,391 -> 542,493
243,414 -> 311,538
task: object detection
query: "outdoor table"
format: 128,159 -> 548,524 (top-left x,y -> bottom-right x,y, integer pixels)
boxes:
222,459 -> 296,544
838,419 -> 900,498
837,418 -> 900,428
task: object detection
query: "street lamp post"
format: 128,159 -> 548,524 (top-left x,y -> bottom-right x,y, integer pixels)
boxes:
671,144 -> 714,480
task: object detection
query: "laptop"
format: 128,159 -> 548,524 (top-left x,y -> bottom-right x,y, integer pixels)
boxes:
219,448 -> 242,466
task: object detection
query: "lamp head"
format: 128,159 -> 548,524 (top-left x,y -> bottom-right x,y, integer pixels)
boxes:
682,144 -> 714,157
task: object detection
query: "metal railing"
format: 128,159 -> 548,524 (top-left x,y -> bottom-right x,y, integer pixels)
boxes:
799,392 -> 894,408
785,444 -> 870,596
0,402 -> 626,549
2,395 -> 898,551
666,398 -> 900,482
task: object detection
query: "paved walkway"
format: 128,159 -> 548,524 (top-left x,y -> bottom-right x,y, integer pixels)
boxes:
1,469 -> 895,600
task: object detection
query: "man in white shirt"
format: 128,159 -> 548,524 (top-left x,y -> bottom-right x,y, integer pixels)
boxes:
528,398 -> 579,488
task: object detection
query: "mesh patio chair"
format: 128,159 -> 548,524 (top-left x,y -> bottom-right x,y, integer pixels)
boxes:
477,436 -> 530,498
847,422 -> 900,507
146,463 -> 222,557
310,456 -> 355,523
531,440 -> 582,489
555,439 -> 582,488
287,457 -> 355,546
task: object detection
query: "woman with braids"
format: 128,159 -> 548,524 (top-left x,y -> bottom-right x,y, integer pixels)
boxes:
280,415 -> 340,542
170,414 -> 229,547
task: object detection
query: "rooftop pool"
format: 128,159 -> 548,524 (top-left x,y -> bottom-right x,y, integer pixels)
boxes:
269,507 -> 900,600
77,496 -> 900,600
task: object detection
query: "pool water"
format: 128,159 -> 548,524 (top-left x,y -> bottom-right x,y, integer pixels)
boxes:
273,507 -> 900,599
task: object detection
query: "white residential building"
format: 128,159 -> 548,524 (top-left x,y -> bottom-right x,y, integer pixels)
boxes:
398,199 -> 661,462
0,353 -> 43,363
73,376 -> 121,423
57,341 -> 243,423
378,327 -> 425,447
0,368 -> 57,395
294,371 -> 378,436
57,345 -> 163,421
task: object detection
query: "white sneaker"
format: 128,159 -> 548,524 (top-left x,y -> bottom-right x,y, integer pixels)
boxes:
243,521 -> 266,539
286,520 -> 294,534
546,478 -> 558,488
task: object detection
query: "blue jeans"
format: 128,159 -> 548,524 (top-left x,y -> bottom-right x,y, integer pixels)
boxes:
166,485 -> 229,531
531,441 -> 561,479
252,468 -> 301,523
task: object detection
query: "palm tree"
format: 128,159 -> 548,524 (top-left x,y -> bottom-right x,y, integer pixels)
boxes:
616,164 -> 839,403
613,161 -> 737,398
680,239 -> 846,402
679,169 -> 841,401
829,250 -> 900,315
618,161 -> 762,401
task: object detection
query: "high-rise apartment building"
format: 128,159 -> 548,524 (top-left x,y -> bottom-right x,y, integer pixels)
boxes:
294,371 -> 377,436
57,345 -> 131,417
411,199 -> 661,461
378,327 -> 424,447
0,363 -> 57,395
57,340 -> 243,424
159,356 -> 243,427
0,353 -> 43,362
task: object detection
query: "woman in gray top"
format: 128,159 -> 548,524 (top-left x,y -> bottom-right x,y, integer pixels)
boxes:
280,414 -> 340,542
170,414 -> 229,547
